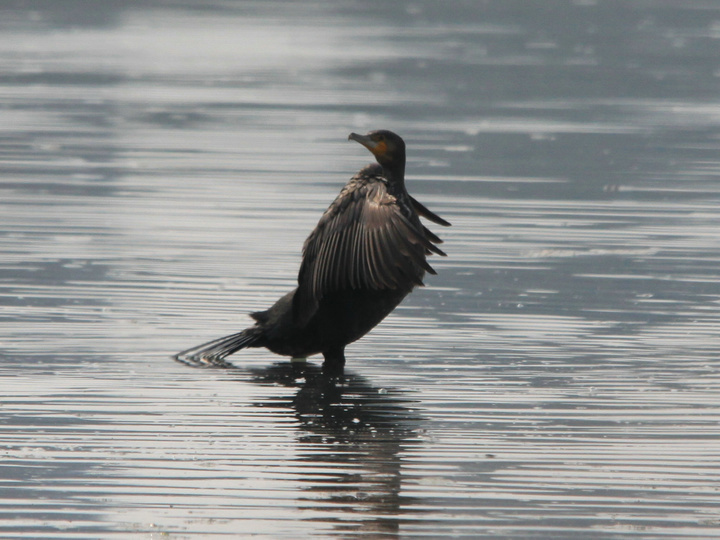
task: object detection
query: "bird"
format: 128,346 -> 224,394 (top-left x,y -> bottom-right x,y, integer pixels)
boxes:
174,129 -> 450,374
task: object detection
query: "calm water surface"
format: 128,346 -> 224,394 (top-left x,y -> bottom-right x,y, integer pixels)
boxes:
2,1 -> 720,538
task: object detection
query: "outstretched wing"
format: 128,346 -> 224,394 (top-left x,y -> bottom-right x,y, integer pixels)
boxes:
293,173 -> 441,325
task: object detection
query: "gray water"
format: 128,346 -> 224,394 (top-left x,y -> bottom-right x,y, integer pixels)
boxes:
2,1 -> 720,538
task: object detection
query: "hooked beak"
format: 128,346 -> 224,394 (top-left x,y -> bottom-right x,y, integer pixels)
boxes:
348,132 -> 378,152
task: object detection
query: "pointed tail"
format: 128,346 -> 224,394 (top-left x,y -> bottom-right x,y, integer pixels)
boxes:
173,327 -> 262,367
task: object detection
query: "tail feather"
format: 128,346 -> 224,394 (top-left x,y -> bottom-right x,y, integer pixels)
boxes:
173,327 -> 262,368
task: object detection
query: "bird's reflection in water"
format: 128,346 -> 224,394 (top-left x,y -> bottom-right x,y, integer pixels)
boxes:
247,361 -> 422,538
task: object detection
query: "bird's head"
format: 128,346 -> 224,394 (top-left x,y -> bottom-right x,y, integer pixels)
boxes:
348,130 -> 406,171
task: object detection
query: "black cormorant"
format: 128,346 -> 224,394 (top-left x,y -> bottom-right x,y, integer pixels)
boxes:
174,130 -> 450,373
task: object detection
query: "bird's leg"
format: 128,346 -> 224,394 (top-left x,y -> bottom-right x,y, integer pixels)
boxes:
322,347 -> 346,375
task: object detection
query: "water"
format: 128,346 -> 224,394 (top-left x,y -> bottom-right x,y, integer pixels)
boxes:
2,1 -> 720,538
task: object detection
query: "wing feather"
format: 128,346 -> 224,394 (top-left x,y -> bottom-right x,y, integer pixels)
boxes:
294,169 -> 448,324
409,194 -> 451,227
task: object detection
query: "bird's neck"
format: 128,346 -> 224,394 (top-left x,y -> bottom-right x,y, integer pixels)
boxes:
381,162 -> 406,193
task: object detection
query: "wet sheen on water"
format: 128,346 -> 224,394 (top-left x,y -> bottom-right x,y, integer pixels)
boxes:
1,2 -> 720,539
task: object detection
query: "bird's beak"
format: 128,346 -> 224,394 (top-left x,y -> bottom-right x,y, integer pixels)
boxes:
348,132 -> 378,151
